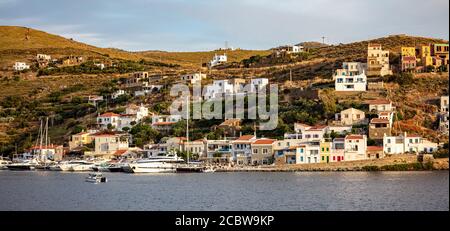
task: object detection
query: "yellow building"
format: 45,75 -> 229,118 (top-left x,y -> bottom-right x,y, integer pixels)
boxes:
320,140 -> 332,163
416,45 -> 433,67
401,47 -> 416,57
69,132 -> 95,150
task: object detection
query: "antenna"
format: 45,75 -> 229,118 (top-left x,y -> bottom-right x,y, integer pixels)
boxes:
322,36 -> 326,45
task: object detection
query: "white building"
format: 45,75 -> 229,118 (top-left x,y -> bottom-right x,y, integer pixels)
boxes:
13,62 -> 30,71
232,135 -> 257,165
151,115 -> 183,132
250,78 -> 269,93
36,54 -> 51,61
295,142 -> 321,164
285,124 -> 329,142
344,135 -> 367,161
181,73 -> 207,84
367,99 -> 395,112
383,132 -> 439,154
97,105 -> 148,131
203,80 -> 235,100
95,63 -> 105,70
112,90 -> 126,100
209,54 -> 227,68
333,62 -> 367,91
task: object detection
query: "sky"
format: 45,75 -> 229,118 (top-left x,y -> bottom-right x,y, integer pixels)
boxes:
0,0 -> 448,51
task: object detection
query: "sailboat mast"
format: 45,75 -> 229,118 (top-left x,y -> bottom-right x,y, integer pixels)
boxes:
39,119 -> 43,161
186,95 -> 189,164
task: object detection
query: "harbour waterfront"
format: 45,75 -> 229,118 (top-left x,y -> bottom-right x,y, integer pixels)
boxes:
0,171 -> 448,211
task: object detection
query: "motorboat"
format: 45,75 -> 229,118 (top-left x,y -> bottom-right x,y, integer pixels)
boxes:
85,173 -> 107,183
0,158 -> 11,170
125,154 -> 184,173
58,160 -> 95,171
202,166 -> 217,173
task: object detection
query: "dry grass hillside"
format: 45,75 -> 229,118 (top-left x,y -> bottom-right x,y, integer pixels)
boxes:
0,26 -> 269,69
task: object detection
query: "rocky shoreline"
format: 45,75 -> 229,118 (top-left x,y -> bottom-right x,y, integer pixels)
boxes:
216,155 -> 449,172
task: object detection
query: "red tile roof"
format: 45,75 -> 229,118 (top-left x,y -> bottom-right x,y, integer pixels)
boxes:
253,139 -> 276,145
113,150 -> 128,156
367,146 -> 383,152
345,135 -> 364,140
402,56 -> 416,61
370,118 -> 390,124
99,112 -> 120,117
236,135 -> 256,141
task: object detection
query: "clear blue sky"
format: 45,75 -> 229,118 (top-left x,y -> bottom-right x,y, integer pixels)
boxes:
0,0 -> 448,51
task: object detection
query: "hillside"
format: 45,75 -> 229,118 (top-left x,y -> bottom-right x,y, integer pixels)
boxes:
0,26 -> 270,69
137,50 -> 271,68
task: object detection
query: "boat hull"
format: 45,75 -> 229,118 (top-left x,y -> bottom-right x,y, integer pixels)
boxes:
6,165 -> 35,171
127,163 -> 177,173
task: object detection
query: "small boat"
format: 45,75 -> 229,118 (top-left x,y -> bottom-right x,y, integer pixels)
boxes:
108,164 -> 124,172
85,173 -> 107,183
176,164 -> 204,173
202,167 -> 216,173
0,158 -> 11,170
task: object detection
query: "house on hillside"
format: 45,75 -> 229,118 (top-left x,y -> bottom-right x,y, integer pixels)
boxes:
367,43 -> 393,76
335,108 -> 367,126
13,62 -> 30,71
333,62 -> 367,91
208,54 -> 227,68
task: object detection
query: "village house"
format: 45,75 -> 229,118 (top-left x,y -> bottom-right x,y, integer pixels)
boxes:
215,119 -> 241,137
383,132 -> 439,155
209,54 -> 227,68
284,123 -> 329,141
112,89 -> 126,100
204,139 -> 233,162
416,45 -> 433,68
369,118 -> 392,141
344,135 -> 367,161
251,139 -> 276,165
367,146 -> 384,159
144,137 -> 186,157
367,43 -> 393,76
320,139 -> 332,163
62,56 -> 83,66
68,130 -> 98,150
331,138 -> 345,162
36,54 -> 51,68
134,83 -> 163,96
182,139 -> 206,158
431,43 -> 449,67
273,139 -> 305,164
181,73 -> 207,84
229,78 -> 246,94
232,135 -> 257,165
366,99 -> 394,112
250,78 -> 269,93
327,125 -> 353,135
203,80 -> 234,100
96,105 -> 148,131
151,115 -> 182,132
13,62 -> 30,71
401,56 -> 417,72
272,45 -> 304,57
127,72 -> 149,87
87,95 -> 104,107
333,62 -> 367,91
84,133 -> 130,159
295,141 -> 321,164
335,108 -> 366,126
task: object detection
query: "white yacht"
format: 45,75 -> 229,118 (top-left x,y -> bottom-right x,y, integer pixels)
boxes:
0,158 -> 11,170
125,154 -> 184,173
58,160 -> 95,172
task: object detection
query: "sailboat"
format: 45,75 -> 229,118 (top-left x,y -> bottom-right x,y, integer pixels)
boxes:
175,96 -> 209,173
7,118 -> 50,171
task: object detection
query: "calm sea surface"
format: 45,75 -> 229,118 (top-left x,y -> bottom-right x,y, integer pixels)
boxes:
0,171 -> 448,211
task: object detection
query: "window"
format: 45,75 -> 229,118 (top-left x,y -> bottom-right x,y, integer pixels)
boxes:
300,157 -> 304,162
333,156 -> 336,161
387,148 -> 391,153
322,148 -> 325,152
326,148 -> 329,152
322,156 -> 324,161
300,149 -> 304,153
253,149 -> 258,154
262,149 -> 268,154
